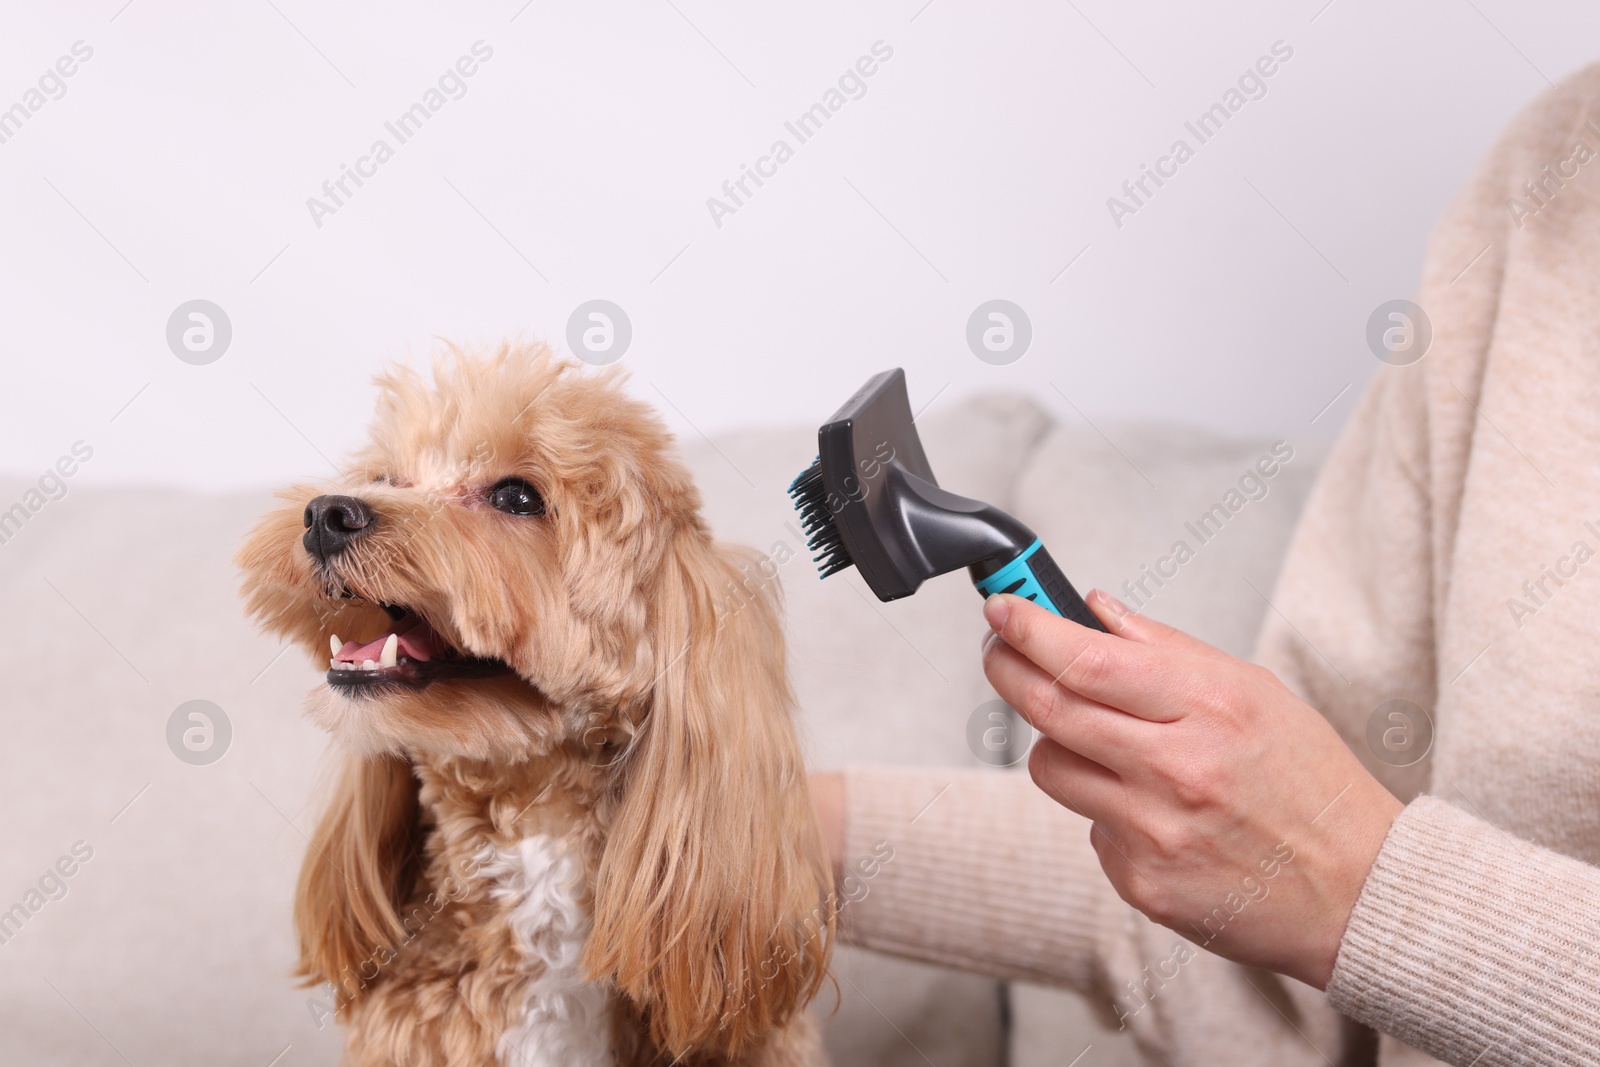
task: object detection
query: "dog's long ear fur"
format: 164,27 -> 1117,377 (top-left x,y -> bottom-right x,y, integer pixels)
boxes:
295,752 -> 422,1009
585,533 -> 834,1061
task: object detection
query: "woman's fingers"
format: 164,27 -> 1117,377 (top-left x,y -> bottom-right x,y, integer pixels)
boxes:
1026,736 -> 1124,824
983,636 -> 1161,776
1086,589 -> 1233,664
983,594 -> 1200,723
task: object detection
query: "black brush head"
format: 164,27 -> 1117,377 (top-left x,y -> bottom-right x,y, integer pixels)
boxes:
789,367 -> 1040,602
787,368 -> 933,597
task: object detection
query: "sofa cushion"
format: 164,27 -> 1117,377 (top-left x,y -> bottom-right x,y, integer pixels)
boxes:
0,480 -> 332,1064
1008,423 -> 1326,658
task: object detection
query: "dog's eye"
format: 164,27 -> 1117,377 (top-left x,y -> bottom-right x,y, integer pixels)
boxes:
488,477 -> 545,516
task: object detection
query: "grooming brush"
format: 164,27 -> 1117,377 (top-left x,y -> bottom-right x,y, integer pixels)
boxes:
788,368 -> 1107,632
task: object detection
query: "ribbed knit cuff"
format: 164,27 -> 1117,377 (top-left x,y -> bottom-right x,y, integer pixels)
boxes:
838,766 -> 1108,989
1327,795 -> 1600,1066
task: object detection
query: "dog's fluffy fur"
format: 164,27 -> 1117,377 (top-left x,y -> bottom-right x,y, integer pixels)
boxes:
237,343 -> 833,1066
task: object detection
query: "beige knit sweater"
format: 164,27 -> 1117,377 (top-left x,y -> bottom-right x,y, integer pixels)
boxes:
839,67 -> 1600,1067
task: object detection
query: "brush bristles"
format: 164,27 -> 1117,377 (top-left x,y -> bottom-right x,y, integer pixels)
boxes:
787,458 -> 854,579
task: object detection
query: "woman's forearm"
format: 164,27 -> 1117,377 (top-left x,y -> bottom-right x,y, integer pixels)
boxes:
809,770 -> 845,887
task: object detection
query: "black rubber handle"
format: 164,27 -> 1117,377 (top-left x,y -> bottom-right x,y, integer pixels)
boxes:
1024,545 -> 1108,632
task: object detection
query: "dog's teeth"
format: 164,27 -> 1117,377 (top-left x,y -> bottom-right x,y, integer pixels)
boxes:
379,633 -> 398,669
330,634 -> 342,657
363,659 -> 378,671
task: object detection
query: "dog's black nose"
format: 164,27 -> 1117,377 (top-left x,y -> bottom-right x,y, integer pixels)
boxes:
302,495 -> 375,562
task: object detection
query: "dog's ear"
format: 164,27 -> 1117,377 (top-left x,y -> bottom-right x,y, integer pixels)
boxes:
585,534 -> 834,1060
295,751 -> 422,1010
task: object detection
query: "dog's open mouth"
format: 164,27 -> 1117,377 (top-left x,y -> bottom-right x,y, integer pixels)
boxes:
327,603 -> 513,690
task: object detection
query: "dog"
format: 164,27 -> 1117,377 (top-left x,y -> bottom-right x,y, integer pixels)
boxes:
236,343 -> 834,1066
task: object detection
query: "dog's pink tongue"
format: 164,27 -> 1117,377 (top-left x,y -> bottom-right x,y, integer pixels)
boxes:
335,616 -> 445,663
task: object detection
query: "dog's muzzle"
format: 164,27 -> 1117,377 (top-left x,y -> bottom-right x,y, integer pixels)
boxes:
303,494 -> 374,563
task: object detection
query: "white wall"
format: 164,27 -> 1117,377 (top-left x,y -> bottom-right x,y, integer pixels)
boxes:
1,0 -> 1593,490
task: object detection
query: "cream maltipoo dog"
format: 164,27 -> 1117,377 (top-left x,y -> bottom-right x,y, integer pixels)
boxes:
238,344 -> 832,1067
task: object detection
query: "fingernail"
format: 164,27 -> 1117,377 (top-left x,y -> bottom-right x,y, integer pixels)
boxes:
1091,588 -> 1131,618
984,594 -> 1011,631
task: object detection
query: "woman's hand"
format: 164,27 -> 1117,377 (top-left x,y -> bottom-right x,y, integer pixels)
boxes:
982,589 -> 1402,990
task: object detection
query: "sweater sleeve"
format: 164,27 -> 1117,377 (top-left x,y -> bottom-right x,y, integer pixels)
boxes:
836,766 -> 1110,990
838,766 -> 1350,1066
1327,797 -> 1600,1064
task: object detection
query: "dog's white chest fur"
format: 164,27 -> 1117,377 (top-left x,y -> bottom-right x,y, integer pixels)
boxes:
478,835 -> 612,1066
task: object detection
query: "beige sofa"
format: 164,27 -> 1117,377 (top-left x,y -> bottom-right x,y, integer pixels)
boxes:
0,391 -> 1325,1065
